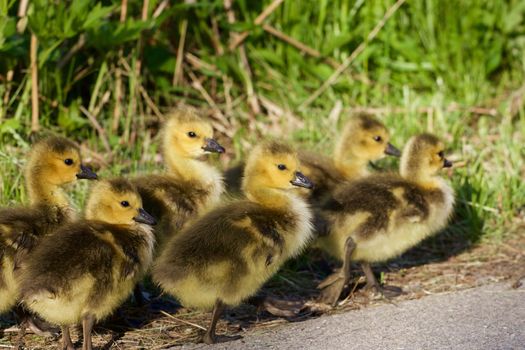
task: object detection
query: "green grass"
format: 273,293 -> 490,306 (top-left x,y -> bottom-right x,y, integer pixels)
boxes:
1,0 -> 525,243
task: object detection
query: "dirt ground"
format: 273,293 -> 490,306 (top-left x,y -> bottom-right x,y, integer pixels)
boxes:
1,227 -> 524,349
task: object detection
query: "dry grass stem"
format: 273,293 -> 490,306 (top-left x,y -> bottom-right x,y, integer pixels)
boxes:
16,0 -> 29,33
120,0 -> 128,21
188,71 -> 234,137
92,91 -> 112,122
16,0 -> 28,17
138,85 -> 164,119
184,53 -> 219,74
135,0 -> 150,77
239,45 -> 261,115
152,0 -> 169,18
159,311 -> 207,331
328,100 -> 343,128
80,106 -> 112,153
0,70 -> 14,121
57,34 -> 86,69
262,24 -> 339,69
112,0 -> 128,133
173,20 -> 188,86
229,0 -> 285,50
223,75 -> 233,115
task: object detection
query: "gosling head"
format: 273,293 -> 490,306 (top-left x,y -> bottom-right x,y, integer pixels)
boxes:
26,136 -> 98,186
162,108 -> 225,159
334,114 -> 400,168
242,141 -> 313,196
400,133 -> 452,182
85,178 -> 157,226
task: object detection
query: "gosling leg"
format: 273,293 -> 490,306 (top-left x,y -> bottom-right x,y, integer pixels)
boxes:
361,261 -> 402,298
82,314 -> 95,350
13,305 -> 58,338
61,326 -> 74,350
318,237 -> 356,306
202,299 -> 224,344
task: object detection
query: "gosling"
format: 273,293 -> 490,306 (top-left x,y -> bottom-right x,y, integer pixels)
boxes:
132,107 -> 225,251
316,133 -> 454,305
0,136 -> 96,325
224,113 -> 400,200
299,113 -> 400,201
153,141 -> 314,344
18,179 -> 156,350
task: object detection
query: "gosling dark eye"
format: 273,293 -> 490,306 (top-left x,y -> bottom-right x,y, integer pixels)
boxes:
64,159 -> 74,166
373,136 -> 382,142
277,164 -> 287,171
188,131 -> 197,138
120,201 -> 130,208
438,151 -> 444,158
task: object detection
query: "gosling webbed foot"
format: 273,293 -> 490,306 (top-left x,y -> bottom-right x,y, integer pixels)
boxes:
202,332 -> 216,345
366,282 -> 403,299
26,316 -> 60,338
13,305 -> 59,349
259,296 -> 304,317
361,262 -> 403,299
317,272 -> 346,306
248,295 -> 304,317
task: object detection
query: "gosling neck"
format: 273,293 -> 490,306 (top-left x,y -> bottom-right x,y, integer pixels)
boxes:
333,155 -> 370,180
244,185 -> 294,210
164,151 -> 216,186
403,171 -> 444,190
400,160 -> 442,189
25,171 -> 70,208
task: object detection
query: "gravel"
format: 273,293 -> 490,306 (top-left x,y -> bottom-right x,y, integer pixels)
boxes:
179,282 -> 525,350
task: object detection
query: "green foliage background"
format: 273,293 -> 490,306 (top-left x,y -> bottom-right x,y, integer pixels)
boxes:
0,0 -> 524,241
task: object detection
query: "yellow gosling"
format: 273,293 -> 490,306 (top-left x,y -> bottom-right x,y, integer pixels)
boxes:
18,179 -> 156,350
0,136 -> 96,315
153,141 -> 314,344
131,107 -> 225,251
299,113 -> 400,201
316,133 -> 454,305
224,114 -> 399,200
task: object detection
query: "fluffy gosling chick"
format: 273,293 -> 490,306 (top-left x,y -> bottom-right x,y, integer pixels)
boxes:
317,133 -> 454,305
132,108 -> 225,250
224,114 -> 399,201
299,113 -> 400,201
0,136 -> 97,315
153,141 -> 314,344
18,179 -> 156,350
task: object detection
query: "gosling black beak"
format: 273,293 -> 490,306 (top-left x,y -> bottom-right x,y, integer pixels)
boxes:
133,208 -> 157,226
443,159 -> 453,168
384,143 -> 401,157
290,171 -> 314,189
76,165 -> 98,180
202,138 -> 225,154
